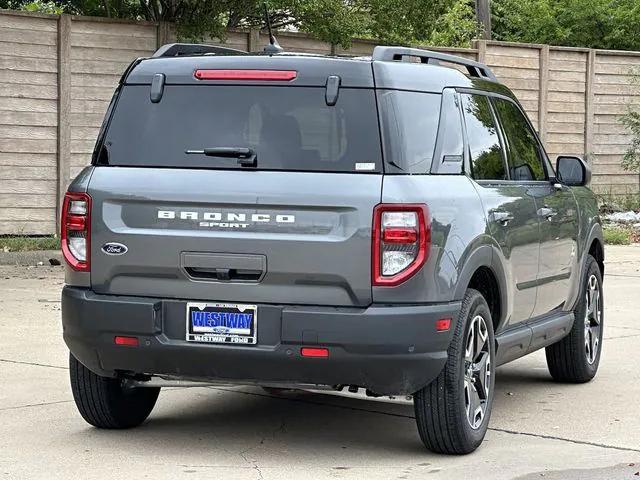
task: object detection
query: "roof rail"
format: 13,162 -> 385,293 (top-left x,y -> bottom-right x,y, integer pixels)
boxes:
372,46 -> 497,81
153,43 -> 246,58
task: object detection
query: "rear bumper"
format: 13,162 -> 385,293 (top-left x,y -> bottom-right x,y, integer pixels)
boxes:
62,287 -> 460,395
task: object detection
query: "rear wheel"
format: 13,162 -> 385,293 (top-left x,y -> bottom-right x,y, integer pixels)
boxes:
545,254 -> 603,383
69,353 -> 160,429
414,288 -> 495,454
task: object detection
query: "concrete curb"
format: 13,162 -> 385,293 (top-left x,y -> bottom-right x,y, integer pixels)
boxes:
0,250 -> 63,266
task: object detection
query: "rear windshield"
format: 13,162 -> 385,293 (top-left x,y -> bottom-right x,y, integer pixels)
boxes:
97,85 -> 383,173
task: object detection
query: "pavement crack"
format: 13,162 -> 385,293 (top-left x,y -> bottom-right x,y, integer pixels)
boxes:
605,333 -> 640,340
488,427 -> 640,453
0,399 -> 73,412
211,387 -> 640,454
604,273 -> 640,279
0,358 -> 68,370
253,465 -> 265,480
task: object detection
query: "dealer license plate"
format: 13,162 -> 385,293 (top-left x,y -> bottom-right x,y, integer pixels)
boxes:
186,302 -> 257,345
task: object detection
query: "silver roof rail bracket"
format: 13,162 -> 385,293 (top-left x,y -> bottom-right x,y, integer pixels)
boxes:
372,46 -> 497,81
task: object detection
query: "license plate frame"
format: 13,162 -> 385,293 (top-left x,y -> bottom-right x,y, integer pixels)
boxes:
186,302 -> 257,345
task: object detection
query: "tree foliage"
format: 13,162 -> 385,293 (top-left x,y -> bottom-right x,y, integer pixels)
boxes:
7,0 -> 640,51
0,0 -> 481,48
492,0 -> 640,51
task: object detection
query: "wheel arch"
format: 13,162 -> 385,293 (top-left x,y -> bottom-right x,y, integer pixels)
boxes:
588,235 -> 604,278
566,222 -> 604,311
454,244 -> 508,334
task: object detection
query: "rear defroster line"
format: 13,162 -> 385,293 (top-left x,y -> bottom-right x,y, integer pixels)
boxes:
208,386 -> 640,454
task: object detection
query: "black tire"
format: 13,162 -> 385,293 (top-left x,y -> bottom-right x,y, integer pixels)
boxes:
69,353 -> 160,429
414,288 -> 496,455
545,254 -> 604,383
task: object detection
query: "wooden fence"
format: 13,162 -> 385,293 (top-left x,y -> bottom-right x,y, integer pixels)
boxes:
1,9 -> 640,235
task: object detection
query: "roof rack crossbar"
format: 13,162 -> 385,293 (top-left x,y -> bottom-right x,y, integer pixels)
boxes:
372,46 -> 497,81
153,43 -> 247,58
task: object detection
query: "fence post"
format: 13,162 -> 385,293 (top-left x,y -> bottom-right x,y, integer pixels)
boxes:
476,39 -> 487,63
538,45 -> 549,142
584,49 -> 596,164
157,21 -> 172,47
56,13 -> 71,233
248,28 -> 260,52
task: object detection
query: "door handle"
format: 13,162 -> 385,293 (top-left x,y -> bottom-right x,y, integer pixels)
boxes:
489,210 -> 514,226
537,207 -> 557,220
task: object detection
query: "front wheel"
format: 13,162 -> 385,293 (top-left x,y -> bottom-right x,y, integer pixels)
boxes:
414,288 -> 496,454
69,353 -> 160,428
545,254 -> 604,383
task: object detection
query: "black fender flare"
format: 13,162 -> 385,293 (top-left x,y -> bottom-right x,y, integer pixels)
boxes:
454,243 -> 509,331
568,222 -> 604,311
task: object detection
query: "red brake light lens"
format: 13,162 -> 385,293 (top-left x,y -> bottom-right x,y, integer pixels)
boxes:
61,192 -> 91,272
382,227 -> 418,244
194,69 -> 297,81
372,204 -> 430,287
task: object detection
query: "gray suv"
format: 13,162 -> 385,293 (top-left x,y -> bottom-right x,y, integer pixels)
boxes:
61,44 -> 604,454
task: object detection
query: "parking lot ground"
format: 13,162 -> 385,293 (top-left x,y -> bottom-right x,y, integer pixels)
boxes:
1,245 -> 639,479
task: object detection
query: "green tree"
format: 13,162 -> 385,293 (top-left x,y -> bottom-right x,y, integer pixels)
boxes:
492,0 -> 640,51
1,0 -> 481,48
365,0 -> 481,47
620,111 -> 640,176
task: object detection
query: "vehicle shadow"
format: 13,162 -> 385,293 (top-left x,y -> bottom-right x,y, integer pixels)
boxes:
79,387 -> 430,459
70,364 -> 562,458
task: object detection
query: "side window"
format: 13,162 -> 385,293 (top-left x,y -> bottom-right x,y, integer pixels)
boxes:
492,98 -> 546,181
460,93 -> 506,181
377,90 -> 442,173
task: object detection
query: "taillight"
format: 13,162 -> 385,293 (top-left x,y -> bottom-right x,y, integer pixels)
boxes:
61,192 -> 91,271
372,204 -> 429,286
194,69 -> 298,81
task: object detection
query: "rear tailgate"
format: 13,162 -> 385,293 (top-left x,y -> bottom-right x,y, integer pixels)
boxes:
88,168 -> 381,306
87,58 -> 382,307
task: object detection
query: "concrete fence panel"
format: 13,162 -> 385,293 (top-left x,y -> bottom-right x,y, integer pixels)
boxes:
0,9 -> 639,235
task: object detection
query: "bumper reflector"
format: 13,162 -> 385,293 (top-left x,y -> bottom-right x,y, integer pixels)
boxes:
114,336 -> 139,347
436,318 -> 452,332
301,347 -> 329,358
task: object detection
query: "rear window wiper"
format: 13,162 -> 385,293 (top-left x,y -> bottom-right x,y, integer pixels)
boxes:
185,147 -> 257,167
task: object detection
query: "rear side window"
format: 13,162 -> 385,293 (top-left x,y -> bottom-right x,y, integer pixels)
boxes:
98,85 -> 382,173
460,93 -> 506,181
377,90 -> 441,173
492,98 -> 546,181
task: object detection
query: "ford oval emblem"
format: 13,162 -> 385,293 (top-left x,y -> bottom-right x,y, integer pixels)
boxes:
101,242 -> 128,256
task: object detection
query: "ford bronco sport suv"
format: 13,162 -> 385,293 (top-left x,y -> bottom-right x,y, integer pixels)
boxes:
61,43 -> 604,455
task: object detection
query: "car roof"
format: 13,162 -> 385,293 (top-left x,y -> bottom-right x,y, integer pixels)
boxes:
124,43 -> 516,98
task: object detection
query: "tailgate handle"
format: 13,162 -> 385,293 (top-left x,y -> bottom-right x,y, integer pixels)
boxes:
181,253 -> 266,283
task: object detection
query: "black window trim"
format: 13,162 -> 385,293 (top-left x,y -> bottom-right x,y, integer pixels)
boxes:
429,87 -> 465,175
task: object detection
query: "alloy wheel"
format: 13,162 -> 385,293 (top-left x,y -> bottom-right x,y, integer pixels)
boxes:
464,315 -> 491,430
584,274 -> 602,365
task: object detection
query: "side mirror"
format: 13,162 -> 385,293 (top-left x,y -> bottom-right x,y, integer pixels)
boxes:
556,156 -> 591,186
512,163 -> 535,181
